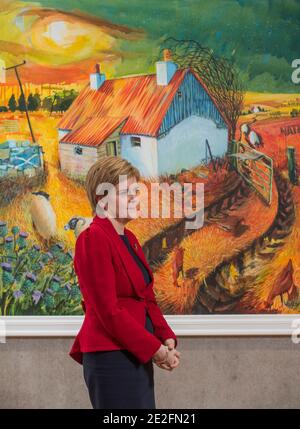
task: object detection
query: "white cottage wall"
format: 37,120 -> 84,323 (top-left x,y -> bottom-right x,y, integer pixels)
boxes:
59,143 -> 98,177
120,134 -> 158,178
157,115 -> 228,175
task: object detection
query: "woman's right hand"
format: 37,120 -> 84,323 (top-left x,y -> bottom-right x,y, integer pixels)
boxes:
152,344 -> 169,363
152,345 -> 181,371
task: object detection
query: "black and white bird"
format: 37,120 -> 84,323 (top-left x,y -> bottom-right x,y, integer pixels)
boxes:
64,216 -> 92,238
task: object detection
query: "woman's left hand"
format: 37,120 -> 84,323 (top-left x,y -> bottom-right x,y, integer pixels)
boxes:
154,348 -> 180,371
164,338 -> 176,350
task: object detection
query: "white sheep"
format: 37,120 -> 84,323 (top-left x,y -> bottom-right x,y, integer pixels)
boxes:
29,191 -> 57,245
240,123 -> 249,135
248,130 -> 261,147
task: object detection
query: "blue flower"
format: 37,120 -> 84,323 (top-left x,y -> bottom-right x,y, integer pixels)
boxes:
13,290 -> 24,299
32,290 -> 43,305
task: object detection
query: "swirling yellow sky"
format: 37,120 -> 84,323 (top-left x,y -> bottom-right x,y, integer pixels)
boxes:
0,0 -> 145,84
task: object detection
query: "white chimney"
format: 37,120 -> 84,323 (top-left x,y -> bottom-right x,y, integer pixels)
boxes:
156,49 -> 178,86
90,63 -> 105,90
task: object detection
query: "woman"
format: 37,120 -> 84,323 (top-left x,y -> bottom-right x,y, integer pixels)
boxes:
70,156 -> 181,409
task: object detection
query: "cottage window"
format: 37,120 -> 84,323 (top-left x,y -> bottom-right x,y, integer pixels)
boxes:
106,141 -> 117,156
131,136 -> 141,147
74,145 -> 82,155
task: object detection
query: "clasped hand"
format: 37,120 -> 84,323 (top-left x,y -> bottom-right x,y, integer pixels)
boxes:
153,338 -> 181,371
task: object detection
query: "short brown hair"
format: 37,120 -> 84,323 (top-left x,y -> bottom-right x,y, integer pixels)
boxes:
85,156 -> 141,214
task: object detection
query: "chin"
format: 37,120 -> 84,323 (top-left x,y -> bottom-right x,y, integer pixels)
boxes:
127,211 -> 139,220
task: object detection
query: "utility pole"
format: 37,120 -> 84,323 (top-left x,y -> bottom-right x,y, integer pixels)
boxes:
4,60 -> 36,143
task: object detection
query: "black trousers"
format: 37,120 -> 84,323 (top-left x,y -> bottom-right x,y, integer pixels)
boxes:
82,312 -> 156,409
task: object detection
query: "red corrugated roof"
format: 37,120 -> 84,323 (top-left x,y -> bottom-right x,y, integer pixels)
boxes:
61,116 -> 126,146
58,68 -> 229,146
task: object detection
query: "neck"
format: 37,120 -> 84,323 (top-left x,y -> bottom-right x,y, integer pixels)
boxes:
108,216 -> 126,235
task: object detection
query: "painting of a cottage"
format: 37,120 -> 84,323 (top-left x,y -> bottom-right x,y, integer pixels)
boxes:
0,0 -> 299,317
58,50 -> 229,179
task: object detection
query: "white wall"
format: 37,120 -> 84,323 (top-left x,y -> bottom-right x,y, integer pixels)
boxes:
59,143 -> 98,177
157,115 -> 228,175
120,134 -> 158,178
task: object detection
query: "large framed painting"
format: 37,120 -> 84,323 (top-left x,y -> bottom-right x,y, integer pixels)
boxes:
1,0 -> 300,337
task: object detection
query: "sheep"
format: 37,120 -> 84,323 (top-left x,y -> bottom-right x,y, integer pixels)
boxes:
240,123 -> 249,135
29,191 -> 57,246
64,216 -> 92,238
248,130 -> 262,147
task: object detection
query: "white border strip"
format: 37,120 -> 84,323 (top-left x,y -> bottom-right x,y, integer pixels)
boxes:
1,315 -> 300,336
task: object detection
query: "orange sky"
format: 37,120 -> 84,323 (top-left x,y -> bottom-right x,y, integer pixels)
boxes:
0,1 -> 145,84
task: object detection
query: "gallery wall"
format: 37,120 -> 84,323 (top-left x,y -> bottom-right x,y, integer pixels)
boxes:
1,336 -> 299,409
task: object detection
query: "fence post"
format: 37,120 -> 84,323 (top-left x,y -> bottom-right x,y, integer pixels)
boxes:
287,146 -> 298,185
227,140 -> 238,171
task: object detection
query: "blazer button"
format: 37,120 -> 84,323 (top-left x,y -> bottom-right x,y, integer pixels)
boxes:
137,297 -> 145,301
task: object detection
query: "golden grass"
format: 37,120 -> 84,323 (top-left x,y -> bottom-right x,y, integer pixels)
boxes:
0,112 -> 91,251
244,92 -> 300,108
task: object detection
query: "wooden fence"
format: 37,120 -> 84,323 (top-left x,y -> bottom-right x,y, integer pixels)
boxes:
228,140 -> 273,205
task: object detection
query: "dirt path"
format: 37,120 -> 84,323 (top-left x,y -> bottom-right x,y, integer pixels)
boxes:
151,175 -> 279,314
237,171 -> 300,313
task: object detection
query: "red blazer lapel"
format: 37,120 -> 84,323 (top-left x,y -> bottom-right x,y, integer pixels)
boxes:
124,228 -> 154,287
92,215 -> 150,297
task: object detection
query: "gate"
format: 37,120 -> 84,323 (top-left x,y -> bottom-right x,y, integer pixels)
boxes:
229,140 -> 273,205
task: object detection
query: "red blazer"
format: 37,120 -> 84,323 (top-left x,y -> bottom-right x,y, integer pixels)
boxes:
69,214 -> 178,365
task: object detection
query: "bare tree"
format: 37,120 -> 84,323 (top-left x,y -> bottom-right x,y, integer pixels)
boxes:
157,38 -> 245,141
